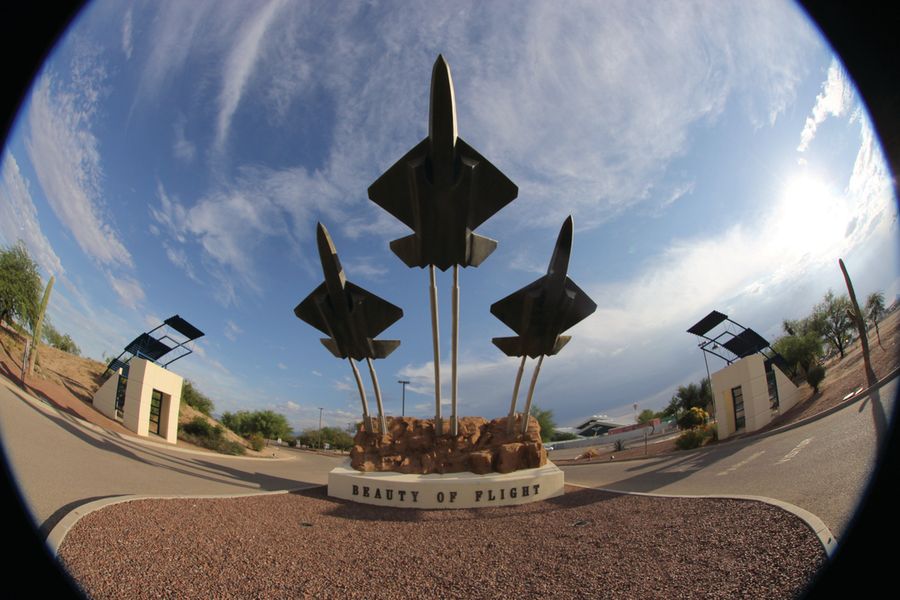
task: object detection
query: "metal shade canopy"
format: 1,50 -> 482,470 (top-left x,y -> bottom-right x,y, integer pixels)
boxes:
687,310 -> 729,336
103,314 -> 205,377
722,327 -> 770,358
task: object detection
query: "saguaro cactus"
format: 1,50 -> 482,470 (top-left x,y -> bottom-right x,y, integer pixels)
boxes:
27,275 -> 54,376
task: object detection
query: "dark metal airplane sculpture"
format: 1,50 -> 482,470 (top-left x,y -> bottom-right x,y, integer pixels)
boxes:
368,55 -> 518,435
294,222 -> 403,434
490,216 -> 597,435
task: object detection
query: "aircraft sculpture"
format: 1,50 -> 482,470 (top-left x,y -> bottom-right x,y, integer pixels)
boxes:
490,216 -> 597,435
368,55 -> 518,435
294,222 -> 403,434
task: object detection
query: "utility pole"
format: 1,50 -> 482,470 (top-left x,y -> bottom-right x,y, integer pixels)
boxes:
398,380 -> 410,417
318,407 -> 324,449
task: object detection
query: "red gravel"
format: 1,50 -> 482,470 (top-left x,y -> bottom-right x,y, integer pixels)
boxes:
57,486 -> 825,599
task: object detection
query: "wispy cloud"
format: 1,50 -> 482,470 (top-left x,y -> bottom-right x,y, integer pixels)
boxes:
224,319 -> 243,342
797,60 -> 853,152
121,7 -> 133,60
214,0 -> 288,155
172,114 -> 196,163
0,151 -> 64,277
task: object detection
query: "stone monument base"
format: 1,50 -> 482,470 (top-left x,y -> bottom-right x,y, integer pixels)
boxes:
328,460 -> 564,509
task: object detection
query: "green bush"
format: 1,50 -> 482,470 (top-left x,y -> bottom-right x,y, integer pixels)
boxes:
182,416 -> 222,440
178,417 -> 246,455
677,407 -> 708,430
675,428 -> 707,450
613,439 -> 626,452
551,431 -> 579,442
805,363 -> 826,393
220,440 -> 247,456
706,423 -> 718,442
248,432 -> 266,451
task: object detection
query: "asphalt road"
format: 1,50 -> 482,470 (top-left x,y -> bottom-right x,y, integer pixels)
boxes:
562,379 -> 897,540
0,378 -> 344,537
1,371 -> 895,544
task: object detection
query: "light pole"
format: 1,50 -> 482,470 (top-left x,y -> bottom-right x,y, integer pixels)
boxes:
318,407 -> 324,449
398,380 -> 410,417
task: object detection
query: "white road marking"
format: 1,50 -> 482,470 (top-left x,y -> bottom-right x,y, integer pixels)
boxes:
777,438 -> 813,464
716,451 -> 766,476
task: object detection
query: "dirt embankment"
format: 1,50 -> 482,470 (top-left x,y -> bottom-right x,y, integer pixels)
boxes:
0,324 -> 264,456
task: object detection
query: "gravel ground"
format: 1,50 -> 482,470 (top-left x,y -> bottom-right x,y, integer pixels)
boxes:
57,486 -> 825,599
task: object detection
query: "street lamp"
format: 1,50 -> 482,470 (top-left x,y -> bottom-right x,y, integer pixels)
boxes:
398,380 -> 410,417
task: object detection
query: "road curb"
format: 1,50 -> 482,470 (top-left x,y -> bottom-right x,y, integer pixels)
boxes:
46,486 -> 321,557
565,482 -> 838,557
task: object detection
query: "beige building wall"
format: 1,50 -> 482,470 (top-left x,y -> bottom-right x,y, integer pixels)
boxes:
93,371 -> 120,421
711,354 -> 800,440
118,358 -> 183,444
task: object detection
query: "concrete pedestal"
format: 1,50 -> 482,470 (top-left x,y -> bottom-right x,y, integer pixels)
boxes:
328,461 -> 564,509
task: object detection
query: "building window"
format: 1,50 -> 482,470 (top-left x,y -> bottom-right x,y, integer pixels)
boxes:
149,389 -> 163,436
766,368 -> 780,410
732,386 -> 745,431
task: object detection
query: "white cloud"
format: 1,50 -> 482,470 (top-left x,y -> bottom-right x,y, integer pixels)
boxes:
172,115 -> 196,163
121,7 -> 133,60
214,0 -> 288,154
105,271 -> 146,309
0,151 -> 64,277
26,70 -> 132,268
797,60 -> 853,152
224,319 -> 243,342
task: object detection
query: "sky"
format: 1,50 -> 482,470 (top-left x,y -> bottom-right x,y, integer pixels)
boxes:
1,0 -> 897,433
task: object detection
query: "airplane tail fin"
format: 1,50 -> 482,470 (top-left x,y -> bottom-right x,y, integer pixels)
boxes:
370,339 -> 401,359
320,338 -> 345,358
467,232 -> 497,267
550,335 -> 571,356
389,235 -> 423,268
492,336 -> 524,357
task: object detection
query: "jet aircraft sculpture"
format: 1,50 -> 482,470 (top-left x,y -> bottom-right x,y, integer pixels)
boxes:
368,55 -> 518,435
294,222 -> 403,434
490,216 -> 597,435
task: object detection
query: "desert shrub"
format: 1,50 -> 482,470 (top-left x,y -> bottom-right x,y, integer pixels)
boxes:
705,423 -> 718,442
248,432 -> 266,451
551,431 -> 579,442
182,416 -> 222,440
613,439 -> 627,452
675,428 -> 707,450
806,363 -> 826,393
220,440 -> 247,456
287,438 -> 297,448
677,407 -> 708,430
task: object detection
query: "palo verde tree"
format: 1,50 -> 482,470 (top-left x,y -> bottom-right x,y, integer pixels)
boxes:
813,290 -> 854,359
866,291 -> 886,350
0,242 -> 41,329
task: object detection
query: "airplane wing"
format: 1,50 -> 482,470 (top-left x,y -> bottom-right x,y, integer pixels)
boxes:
490,278 -> 543,335
293,283 -> 330,335
558,277 -> 597,333
367,138 -> 429,230
456,137 -> 518,230
346,281 -> 404,337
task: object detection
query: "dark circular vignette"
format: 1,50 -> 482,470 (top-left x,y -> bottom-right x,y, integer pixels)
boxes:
0,2 -> 897,598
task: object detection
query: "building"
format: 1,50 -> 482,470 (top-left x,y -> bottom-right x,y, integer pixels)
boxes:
93,358 -> 183,444
710,353 -> 801,440
91,315 -> 203,444
573,415 -> 628,437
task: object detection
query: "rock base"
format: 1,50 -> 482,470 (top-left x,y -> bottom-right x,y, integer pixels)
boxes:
350,415 -> 547,475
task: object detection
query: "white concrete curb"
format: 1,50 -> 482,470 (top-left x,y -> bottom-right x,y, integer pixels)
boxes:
46,485 -> 321,557
566,482 -> 838,557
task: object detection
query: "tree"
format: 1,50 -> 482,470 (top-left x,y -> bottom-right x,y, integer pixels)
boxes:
0,242 -> 41,329
813,290 -> 854,359
222,409 -> 291,440
677,407 -> 708,430
771,332 -> 823,379
637,409 -> 657,424
530,405 -> 556,442
866,291 -> 886,350
181,380 -> 214,416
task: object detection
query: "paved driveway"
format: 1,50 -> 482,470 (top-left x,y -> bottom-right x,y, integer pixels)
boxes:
563,380 -> 897,539
0,378 -> 343,537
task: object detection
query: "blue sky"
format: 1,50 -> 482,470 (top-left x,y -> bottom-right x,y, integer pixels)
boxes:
2,1 -> 897,432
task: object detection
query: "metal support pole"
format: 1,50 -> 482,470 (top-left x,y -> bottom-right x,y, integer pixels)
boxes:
398,380 -> 409,417
450,265 -> 459,436
349,358 -> 372,433
318,407 -> 324,449
367,357 -> 388,435
520,354 -> 545,436
506,355 -> 527,436
429,266 -> 443,435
